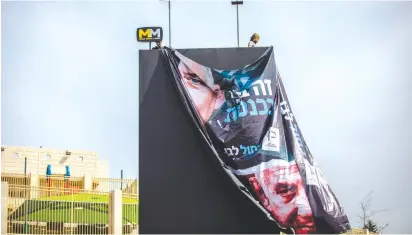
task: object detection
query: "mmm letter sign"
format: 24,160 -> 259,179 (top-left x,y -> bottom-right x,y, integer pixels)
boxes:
136,27 -> 163,42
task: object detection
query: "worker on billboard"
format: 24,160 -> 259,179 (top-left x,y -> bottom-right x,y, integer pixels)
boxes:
152,40 -> 164,50
248,33 -> 260,47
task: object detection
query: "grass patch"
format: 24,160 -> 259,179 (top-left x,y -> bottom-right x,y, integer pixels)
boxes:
16,205 -> 138,224
11,193 -> 138,224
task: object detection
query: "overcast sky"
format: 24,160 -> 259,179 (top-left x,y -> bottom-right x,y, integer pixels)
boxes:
1,0 -> 411,233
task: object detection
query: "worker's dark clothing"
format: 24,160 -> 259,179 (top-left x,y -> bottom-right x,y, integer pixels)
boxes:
152,46 -> 163,50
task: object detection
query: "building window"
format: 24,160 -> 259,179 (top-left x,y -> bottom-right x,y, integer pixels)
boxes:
12,153 -> 19,159
43,154 -> 51,160
78,156 -> 84,161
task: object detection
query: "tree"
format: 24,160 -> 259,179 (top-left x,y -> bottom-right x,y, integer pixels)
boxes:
357,190 -> 389,233
363,219 -> 379,233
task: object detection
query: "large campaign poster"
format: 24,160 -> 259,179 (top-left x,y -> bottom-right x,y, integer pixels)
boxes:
161,47 -> 351,234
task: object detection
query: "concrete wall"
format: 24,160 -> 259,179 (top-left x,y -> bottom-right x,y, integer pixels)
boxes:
1,146 -> 109,178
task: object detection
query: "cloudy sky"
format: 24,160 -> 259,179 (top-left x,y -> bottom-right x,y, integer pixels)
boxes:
1,0 -> 411,233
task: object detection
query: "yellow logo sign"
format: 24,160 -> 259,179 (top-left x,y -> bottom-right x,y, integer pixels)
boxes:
136,27 -> 163,42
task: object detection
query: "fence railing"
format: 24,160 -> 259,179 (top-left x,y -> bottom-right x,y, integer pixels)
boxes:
343,228 -> 376,234
92,178 -> 137,193
1,173 -> 138,195
3,184 -> 138,235
1,173 -> 30,188
122,194 -> 139,235
38,175 -> 84,190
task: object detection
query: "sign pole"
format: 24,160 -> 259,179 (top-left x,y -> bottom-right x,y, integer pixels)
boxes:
236,4 -> 239,47
231,1 -> 243,47
120,170 -> 123,190
169,0 -> 171,47
149,42 -> 152,50
24,157 -> 28,234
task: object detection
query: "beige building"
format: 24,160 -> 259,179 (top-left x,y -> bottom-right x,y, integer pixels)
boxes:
1,145 -> 109,178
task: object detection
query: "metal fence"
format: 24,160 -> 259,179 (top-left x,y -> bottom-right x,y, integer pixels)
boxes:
1,174 -> 31,198
5,185 -> 138,235
6,186 -> 109,234
2,173 -> 139,235
93,178 -> 137,193
38,176 -> 84,192
343,228 -> 377,234
1,173 -> 138,195
122,194 -> 139,235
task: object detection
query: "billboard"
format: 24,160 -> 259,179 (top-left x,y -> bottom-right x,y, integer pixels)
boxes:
160,47 -> 351,234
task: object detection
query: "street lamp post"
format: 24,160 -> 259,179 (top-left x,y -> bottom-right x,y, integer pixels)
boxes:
168,0 -> 171,47
160,0 -> 172,47
231,0 -> 243,47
